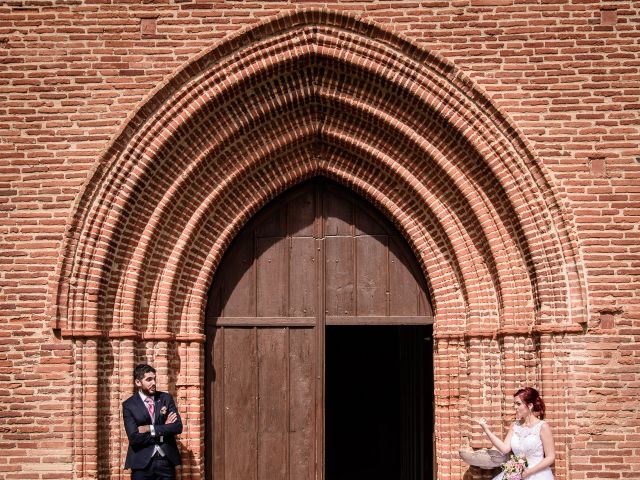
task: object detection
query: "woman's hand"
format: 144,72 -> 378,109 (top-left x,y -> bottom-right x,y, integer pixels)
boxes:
474,418 -> 488,429
477,420 -> 513,455
521,468 -> 531,478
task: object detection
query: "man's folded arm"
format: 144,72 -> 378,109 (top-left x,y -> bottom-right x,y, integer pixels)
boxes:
123,403 -> 156,447
154,396 -> 183,436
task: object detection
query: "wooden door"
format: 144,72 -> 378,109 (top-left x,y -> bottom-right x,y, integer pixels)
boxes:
205,179 -> 432,480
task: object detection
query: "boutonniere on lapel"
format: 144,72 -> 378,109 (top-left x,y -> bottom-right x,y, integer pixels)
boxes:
160,406 -> 168,417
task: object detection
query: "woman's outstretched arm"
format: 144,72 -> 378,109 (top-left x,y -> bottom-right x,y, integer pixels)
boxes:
475,418 -> 513,455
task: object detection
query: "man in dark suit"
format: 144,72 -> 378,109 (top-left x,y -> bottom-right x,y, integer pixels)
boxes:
123,364 -> 183,479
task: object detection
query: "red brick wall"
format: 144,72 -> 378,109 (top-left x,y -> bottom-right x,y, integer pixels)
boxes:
1,2 -> 638,480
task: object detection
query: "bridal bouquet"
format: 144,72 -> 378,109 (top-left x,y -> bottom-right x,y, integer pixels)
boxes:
502,454 -> 528,480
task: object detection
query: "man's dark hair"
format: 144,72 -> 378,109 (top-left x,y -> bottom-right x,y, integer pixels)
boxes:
134,364 -> 156,381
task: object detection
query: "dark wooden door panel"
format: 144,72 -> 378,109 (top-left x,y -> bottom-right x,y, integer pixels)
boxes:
325,236 -> 355,316
255,205 -> 286,238
288,328 -> 315,480
356,235 -> 388,315
214,317 -> 315,327
223,328 -> 258,480
256,237 -> 288,317
287,189 -> 315,237
210,327 -> 317,480
389,237 -> 425,316
209,328 -> 225,480
217,233 -> 255,317
323,191 -> 352,236
206,180 -> 432,325
289,237 -> 316,317
325,315 -> 431,325
355,205 -> 388,235
257,328 -> 288,479
206,179 -> 433,479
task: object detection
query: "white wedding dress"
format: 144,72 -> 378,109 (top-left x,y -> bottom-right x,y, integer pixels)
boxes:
492,420 -> 554,480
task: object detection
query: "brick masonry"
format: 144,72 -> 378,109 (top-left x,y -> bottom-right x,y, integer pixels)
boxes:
0,2 -> 638,479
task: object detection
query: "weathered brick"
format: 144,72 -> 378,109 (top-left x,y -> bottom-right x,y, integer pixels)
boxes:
1,2 -> 639,480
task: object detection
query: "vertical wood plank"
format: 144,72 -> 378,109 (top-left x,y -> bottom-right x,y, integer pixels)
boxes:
257,238 -> 288,317
323,191 -> 352,236
389,237 -> 419,316
355,206 -> 387,236
356,235 -> 388,316
418,287 -> 433,317
289,237 -> 316,317
222,232 -> 256,317
224,328 -> 258,480
325,236 -> 354,316
288,190 -> 315,237
256,207 -> 286,238
258,329 -> 288,480
206,274 -> 224,320
211,328 -> 225,479
314,232 -> 325,480
289,328 -> 315,480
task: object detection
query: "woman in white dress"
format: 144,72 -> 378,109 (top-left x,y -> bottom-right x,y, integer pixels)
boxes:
476,387 -> 555,479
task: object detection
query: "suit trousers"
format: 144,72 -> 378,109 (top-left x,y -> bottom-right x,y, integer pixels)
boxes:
130,454 -> 176,480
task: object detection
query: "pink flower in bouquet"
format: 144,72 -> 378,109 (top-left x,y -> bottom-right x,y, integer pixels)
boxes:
502,454 -> 528,480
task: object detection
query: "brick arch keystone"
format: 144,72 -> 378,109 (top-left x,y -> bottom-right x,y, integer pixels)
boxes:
50,9 -> 587,479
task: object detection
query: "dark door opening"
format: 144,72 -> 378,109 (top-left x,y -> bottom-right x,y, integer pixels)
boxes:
325,325 -> 434,480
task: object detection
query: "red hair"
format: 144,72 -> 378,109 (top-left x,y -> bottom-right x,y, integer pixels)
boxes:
515,387 -> 545,419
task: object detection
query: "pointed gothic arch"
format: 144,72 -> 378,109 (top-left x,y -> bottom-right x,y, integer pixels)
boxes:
50,9 -> 586,478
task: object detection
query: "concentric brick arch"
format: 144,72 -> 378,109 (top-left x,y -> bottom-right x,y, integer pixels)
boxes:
51,9 -> 586,478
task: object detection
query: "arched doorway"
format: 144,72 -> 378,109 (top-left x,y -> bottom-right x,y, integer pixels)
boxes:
205,179 -> 434,479
52,11 -> 587,478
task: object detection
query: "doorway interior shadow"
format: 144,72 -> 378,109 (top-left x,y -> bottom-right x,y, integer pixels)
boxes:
325,325 -> 434,480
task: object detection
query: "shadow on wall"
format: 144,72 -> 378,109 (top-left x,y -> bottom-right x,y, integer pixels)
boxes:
176,444 -> 196,478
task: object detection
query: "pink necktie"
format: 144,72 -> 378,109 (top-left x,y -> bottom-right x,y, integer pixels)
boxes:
145,397 -> 155,420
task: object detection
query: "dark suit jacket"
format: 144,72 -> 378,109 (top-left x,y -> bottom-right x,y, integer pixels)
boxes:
123,390 -> 183,470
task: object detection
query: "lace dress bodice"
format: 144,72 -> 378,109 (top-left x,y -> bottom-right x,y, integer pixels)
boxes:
492,420 -> 554,480
512,421 -> 546,464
